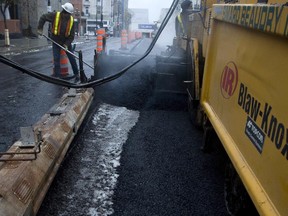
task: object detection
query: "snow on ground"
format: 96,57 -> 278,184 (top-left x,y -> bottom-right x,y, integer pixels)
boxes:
78,103 -> 139,215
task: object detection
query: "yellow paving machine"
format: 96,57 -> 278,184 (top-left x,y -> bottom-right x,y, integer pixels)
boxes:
182,0 -> 288,215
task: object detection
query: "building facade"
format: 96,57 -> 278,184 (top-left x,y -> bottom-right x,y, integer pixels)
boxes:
0,0 -> 129,37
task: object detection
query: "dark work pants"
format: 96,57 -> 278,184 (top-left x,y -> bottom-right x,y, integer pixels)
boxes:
52,43 -> 79,76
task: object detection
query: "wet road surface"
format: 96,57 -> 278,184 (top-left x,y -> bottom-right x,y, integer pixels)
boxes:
38,44 -> 229,215
1,38 -> 230,216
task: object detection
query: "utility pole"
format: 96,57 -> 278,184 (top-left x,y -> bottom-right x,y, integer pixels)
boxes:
117,0 -> 120,36
100,0 -> 103,28
75,9 -> 80,36
121,0 -> 124,30
95,0 -> 98,30
111,0 -> 113,21
47,0 -> 51,12
47,0 -> 51,39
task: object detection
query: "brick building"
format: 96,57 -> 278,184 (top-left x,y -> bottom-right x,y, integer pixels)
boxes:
0,0 -> 128,38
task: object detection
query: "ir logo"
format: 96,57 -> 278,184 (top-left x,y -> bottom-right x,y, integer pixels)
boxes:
220,61 -> 238,99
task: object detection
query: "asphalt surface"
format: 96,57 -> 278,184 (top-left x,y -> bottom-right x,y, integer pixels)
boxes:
1,36 -> 233,216
0,49 -> 63,152
37,48 -> 230,215
0,35 -> 140,153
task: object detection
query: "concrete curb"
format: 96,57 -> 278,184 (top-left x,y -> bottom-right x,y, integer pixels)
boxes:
0,88 -> 94,216
0,44 -> 52,56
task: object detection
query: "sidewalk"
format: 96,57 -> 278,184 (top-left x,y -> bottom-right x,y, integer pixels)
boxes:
0,36 -> 90,56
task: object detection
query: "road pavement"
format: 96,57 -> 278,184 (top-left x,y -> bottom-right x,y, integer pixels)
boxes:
37,40 -> 231,216
0,36 -> 236,216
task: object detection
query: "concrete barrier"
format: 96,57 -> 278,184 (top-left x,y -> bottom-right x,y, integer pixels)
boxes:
0,88 -> 94,216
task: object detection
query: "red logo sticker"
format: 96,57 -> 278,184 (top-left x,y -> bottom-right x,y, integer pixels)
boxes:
220,61 -> 238,99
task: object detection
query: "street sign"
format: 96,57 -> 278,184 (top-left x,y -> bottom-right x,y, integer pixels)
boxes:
138,24 -> 156,30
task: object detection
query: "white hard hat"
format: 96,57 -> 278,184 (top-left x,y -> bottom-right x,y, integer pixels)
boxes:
61,2 -> 74,14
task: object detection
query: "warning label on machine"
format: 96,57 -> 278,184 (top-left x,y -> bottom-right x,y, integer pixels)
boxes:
245,116 -> 265,153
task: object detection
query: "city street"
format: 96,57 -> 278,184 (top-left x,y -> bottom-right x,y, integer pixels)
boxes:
1,37 -> 229,216
0,0 -> 284,214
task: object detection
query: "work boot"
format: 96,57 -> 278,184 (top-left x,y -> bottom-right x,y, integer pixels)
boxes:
74,74 -> 80,82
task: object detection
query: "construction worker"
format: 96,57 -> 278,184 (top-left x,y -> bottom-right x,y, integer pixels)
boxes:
37,2 -> 79,81
175,0 -> 193,37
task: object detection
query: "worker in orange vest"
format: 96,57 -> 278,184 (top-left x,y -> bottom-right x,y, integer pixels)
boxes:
37,2 -> 79,81
175,0 -> 193,37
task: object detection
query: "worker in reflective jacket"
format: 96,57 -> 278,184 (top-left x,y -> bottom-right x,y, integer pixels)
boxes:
37,2 -> 79,80
175,0 -> 193,37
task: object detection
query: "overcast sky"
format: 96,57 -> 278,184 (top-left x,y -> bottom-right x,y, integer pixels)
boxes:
128,0 -> 174,22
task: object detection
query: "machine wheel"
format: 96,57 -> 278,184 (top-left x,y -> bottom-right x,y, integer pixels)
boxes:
194,103 -> 203,128
200,113 -> 219,152
188,98 -> 203,129
224,162 -> 257,216
187,97 -> 194,122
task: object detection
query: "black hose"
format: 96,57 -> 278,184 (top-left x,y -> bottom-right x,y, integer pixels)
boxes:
0,55 -> 77,88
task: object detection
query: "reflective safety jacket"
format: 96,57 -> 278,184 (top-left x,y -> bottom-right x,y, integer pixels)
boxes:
175,12 -> 189,37
177,14 -> 185,35
52,12 -> 74,37
38,11 -> 75,47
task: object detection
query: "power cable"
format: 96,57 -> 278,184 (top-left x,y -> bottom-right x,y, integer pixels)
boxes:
0,55 -> 77,88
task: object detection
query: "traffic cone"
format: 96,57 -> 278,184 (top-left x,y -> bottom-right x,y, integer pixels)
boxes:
120,29 -> 128,50
52,49 -> 69,77
96,35 -> 104,53
96,28 -> 106,53
59,49 -> 69,76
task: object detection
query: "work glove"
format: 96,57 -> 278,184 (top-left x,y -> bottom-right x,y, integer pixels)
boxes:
63,44 -> 68,50
37,29 -> 43,36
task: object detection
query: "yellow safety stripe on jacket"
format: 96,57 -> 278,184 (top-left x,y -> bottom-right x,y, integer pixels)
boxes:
67,16 -> 74,36
52,12 -> 74,37
177,14 -> 185,34
53,12 -> 61,35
